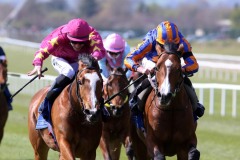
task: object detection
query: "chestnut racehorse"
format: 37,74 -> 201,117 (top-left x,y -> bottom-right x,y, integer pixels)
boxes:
0,60 -> 8,144
133,42 -> 200,160
100,67 -> 134,160
28,54 -> 103,160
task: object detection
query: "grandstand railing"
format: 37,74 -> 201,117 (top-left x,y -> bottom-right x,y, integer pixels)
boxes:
8,72 -> 239,118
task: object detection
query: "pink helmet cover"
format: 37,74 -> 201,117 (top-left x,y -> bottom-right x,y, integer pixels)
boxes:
62,18 -> 91,42
103,33 -> 125,52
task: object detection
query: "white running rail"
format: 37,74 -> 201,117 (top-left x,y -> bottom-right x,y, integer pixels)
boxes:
7,72 -> 239,118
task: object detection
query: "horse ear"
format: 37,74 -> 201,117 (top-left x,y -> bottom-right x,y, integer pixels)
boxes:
177,44 -> 184,52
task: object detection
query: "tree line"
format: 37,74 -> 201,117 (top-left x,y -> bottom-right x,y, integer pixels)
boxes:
0,0 -> 239,42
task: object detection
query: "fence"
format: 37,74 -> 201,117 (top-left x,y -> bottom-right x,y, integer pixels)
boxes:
7,72 -> 239,118
194,83 -> 240,118
2,38 -> 240,117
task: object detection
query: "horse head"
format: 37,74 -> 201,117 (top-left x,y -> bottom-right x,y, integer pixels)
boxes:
0,60 -> 7,92
75,54 -> 103,122
104,67 -> 129,117
154,42 -> 184,106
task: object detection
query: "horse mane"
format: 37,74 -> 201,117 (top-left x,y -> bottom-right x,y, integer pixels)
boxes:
78,53 -> 100,70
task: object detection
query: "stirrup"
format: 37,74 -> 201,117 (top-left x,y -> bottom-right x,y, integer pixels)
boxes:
36,114 -> 48,130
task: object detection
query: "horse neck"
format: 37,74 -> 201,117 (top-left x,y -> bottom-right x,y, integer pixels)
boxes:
171,85 -> 191,109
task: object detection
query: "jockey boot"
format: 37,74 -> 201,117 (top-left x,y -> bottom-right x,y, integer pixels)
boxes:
100,97 -> 110,122
184,77 -> 205,118
131,110 -> 146,134
36,74 -> 71,130
3,85 -> 13,111
129,78 -> 150,113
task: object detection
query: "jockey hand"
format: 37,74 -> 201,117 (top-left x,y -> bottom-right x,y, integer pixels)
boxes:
136,66 -> 153,75
102,75 -> 108,85
27,65 -> 44,79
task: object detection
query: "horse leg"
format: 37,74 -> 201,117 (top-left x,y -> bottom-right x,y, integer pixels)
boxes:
122,136 -> 134,160
100,136 -> 122,160
188,147 -> 200,160
153,148 -> 165,160
29,114 -> 49,160
29,131 -> 49,160
81,150 -> 97,160
99,136 -> 112,159
58,139 -> 75,160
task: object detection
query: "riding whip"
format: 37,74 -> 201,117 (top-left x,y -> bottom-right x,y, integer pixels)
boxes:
104,74 -> 146,104
10,67 -> 48,99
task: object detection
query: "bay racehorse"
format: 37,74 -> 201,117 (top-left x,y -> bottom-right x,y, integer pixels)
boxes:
28,54 -> 104,160
0,59 -> 8,144
99,67 -> 134,160
134,42 -> 200,160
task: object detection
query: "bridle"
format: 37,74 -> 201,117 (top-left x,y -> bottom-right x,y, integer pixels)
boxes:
152,52 -> 184,101
69,66 -> 101,114
104,71 -> 129,112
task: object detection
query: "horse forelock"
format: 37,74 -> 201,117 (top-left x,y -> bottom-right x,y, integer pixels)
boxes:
78,53 -> 100,71
111,67 -> 125,76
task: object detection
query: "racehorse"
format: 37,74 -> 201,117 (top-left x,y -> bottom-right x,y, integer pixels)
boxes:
0,59 -> 8,144
134,42 -> 200,160
99,67 -> 134,160
28,54 -> 104,160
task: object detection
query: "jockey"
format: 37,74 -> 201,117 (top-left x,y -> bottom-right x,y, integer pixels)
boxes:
0,46 -> 13,111
28,18 -> 108,130
98,33 -> 132,83
124,21 -> 205,130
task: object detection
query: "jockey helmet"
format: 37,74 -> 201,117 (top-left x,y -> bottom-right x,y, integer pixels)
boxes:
62,18 -> 91,42
104,33 -> 125,53
156,21 -> 180,45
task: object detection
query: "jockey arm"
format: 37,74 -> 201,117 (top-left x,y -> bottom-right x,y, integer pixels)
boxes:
178,33 -> 199,75
88,29 -> 105,60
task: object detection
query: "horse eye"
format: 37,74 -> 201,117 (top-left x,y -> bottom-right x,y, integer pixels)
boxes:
78,78 -> 84,85
78,80 -> 82,85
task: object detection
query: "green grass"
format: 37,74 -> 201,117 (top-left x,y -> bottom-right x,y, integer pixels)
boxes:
1,94 -> 240,160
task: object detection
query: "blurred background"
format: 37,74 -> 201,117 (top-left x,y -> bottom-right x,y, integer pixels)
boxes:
0,0 -> 240,160
0,0 -> 240,42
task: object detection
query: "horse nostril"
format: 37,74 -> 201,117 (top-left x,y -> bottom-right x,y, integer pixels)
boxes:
157,92 -> 161,97
111,105 -> 116,110
84,109 -> 90,115
167,93 -> 172,99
